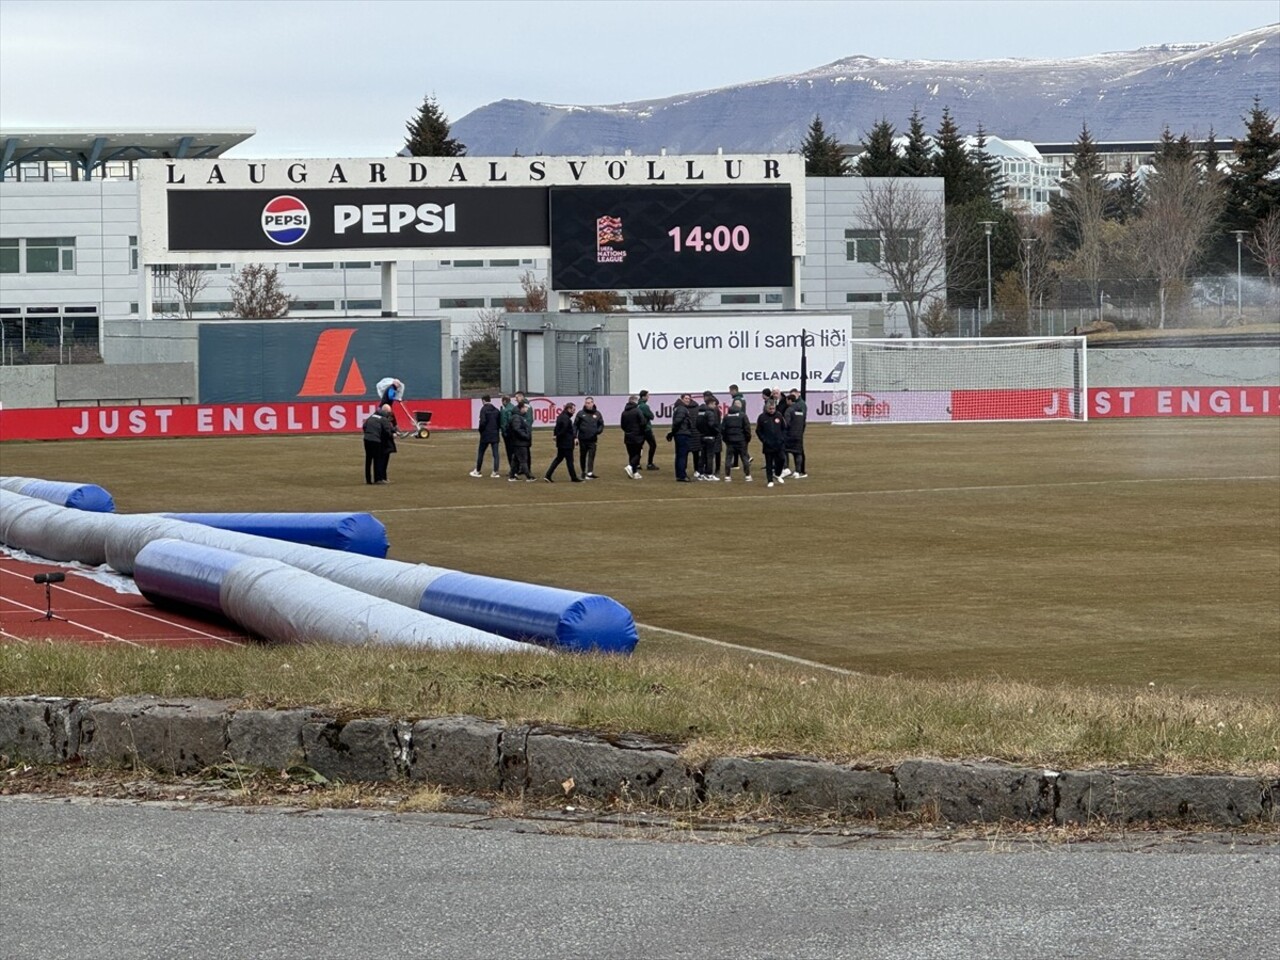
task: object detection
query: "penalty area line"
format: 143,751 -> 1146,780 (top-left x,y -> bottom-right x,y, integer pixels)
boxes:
637,623 -> 862,678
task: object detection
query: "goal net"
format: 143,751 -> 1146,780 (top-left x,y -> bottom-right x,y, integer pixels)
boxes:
823,337 -> 1087,424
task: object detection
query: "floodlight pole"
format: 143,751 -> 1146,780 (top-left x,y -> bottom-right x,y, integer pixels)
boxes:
1232,230 -> 1247,319
1021,237 -> 1036,331
979,221 -> 997,335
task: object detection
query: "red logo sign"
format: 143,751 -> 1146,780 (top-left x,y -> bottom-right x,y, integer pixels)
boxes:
297,328 -> 367,397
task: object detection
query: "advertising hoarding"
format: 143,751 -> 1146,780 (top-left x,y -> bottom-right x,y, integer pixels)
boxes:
627,315 -> 853,394
197,320 -> 442,404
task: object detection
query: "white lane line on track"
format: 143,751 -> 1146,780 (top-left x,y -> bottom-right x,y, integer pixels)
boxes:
377,474 -> 1280,513
0,594 -> 140,646
637,623 -> 862,677
0,567 -> 243,646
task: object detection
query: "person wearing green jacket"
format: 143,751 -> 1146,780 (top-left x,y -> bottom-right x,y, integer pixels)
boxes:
637,389 -> 659,470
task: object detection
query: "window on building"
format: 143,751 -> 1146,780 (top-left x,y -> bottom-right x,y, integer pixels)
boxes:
340,261 -> 372,269
845,229 -> 881,263
448,260 -> 484,268
3,237 -> 76,273
440,297 -> 485,309
343,299 -> 382,311
301,262 -> 335,270
24,237 -> 76,273
720,293 -> 761,305
846,293 -> 882,303
885,230 -> 918,263
129,236 -> 138,272
488,259 -> 520,267
490,297 -> 514,308
293,300 -> 337,311
765,293 -> 783,304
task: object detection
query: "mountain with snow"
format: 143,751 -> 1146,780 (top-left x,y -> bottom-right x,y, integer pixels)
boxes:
452,24 -> 1280,154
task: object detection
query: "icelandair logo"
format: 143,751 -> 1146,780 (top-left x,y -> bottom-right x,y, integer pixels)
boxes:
297,328 -> 367,397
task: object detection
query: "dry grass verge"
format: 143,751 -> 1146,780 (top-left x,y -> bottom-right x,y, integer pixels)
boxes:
3,642 -> 1276,776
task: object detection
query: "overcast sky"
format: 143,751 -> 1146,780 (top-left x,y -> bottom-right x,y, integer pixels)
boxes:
1,0 -> 1276,156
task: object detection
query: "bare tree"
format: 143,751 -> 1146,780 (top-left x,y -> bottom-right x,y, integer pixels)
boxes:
1129,153 -> 1224,327
172,265 -> 210,319
1246,210 -> 1280,286
502,270 -> 548,313
223,264 -> 295,319
857,179 -> 977,337
634,289 -> 709,311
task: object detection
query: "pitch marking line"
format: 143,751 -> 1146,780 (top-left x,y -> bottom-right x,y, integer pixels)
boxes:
0,594 -> 140,646
637,623 -> 862,677
379,474 -> 1280,513
0,568 -> 243,646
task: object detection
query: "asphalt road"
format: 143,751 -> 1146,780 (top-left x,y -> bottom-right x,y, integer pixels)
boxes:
1,797 -> 1276,960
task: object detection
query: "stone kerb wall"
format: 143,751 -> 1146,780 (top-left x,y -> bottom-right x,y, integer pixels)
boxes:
2,696 -> 1273,827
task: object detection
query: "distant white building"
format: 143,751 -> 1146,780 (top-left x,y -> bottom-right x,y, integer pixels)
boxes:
963,136 -> 1064,216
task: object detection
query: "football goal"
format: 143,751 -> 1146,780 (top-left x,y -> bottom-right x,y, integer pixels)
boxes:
824,337 -> 1087,424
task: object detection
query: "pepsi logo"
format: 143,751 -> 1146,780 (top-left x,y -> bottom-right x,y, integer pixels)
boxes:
261,195 -> 310,246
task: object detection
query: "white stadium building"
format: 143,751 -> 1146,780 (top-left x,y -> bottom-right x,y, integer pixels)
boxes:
0,129 -> 943,367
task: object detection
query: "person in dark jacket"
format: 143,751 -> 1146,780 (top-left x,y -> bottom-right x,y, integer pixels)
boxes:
669,392 -> 697,482
720,398 -> 753,482
695,391 -> 723,481
362,404 -> 397,485
498,394 -> 515,475
755,399 -> 787,488
637,389 -> 659,470
573,396 -> 606,479
783,387 -> 808,478
728,383 -> 747,419
471,395 -> 501,478
508,401 -> 535,482
620,395 -> 647,479
544,402 -> 581,483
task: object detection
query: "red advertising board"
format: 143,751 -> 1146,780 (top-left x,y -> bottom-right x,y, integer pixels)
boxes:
1088,386 -> 1280,418
0,399 -> 473,442
2,387 -> 1275,442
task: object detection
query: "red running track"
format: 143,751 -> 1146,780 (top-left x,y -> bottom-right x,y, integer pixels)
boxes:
0,554 -> 253,649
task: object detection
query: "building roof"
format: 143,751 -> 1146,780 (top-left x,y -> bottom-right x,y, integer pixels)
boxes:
0,128 -> 256,179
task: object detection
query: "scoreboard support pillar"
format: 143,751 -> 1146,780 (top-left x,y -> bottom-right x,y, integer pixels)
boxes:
380,261 -> 399,317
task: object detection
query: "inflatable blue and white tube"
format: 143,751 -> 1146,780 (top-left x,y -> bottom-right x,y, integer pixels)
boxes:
134,539 -> 536,654
104,515 -> 638,654
0,476 -> 114,513
165,512 -> 390,558
0,490 -> 115,565
1,490 -> 639,655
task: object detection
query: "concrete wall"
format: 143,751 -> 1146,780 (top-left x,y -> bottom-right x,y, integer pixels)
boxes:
0,364 -> 56,410
0,362 -> 195,409
101,318 -> 200,365
1089,346 -> 1280,387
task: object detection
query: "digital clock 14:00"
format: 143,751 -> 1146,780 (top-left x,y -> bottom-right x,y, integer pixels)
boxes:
668,225 -> 750,252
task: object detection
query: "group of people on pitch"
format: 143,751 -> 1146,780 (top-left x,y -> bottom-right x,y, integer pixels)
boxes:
470,385 -> 807,489
662,385 -> 807,487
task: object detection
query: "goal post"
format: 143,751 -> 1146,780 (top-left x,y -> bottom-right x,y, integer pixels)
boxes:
823,337 -> 1088,425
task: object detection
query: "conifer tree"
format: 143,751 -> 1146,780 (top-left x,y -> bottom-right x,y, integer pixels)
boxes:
931,108 -> 981,205
1225,97 -> 1280,235
855,119 -> 902,177
801,116 -> 851,176
403,93 -> 466,157
972,123 -> 1005,205
1114,159 -> 1142,224
901,106 -> 933,177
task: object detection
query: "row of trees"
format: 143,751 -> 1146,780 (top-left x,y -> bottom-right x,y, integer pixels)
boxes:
803,99 -> 1280,333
